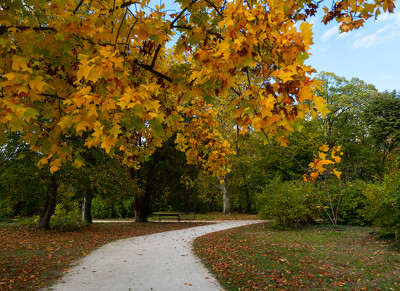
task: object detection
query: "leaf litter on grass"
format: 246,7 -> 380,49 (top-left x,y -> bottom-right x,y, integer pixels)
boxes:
0,222 -> 208,290
194,224 -> 400,290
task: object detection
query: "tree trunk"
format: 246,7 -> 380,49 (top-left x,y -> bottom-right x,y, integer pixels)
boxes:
81,191 -> 93,224
133,186 -> 151,222
37,175 -> 57,229
133,196 -> 150,222
221,175 -> 230,214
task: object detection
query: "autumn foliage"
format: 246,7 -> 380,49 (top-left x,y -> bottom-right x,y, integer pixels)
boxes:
1,0 -> 394,177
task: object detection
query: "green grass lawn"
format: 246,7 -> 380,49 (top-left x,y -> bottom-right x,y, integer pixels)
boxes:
194,223 -> 400,290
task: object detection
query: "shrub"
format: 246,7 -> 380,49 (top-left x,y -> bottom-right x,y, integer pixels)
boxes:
361,173 -> 400,244
51,204 -> 85,229
325,179 -> 368,225
0,196 -> 16,218
257,178 -> 317,228
91,196 -> 134,218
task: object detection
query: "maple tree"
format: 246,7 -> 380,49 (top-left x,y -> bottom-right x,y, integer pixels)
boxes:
0,0 -> 395,193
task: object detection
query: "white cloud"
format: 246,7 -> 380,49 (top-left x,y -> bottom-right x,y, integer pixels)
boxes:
321,25 -> 339,41
352,27 -> 387,48
349,8 -> 400,48
337,31 -> 350,39
376,13 -> 392,23
351,20 -> 400,49
376,12 -> 400,24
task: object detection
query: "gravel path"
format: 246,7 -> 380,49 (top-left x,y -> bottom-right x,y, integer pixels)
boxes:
49,220 -> 262,291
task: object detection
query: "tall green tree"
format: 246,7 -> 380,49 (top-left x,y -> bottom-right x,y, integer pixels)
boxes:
315,72 -> 379,180
364,90 -> 400,176
0,132 -> 44,217
132,136 -> 200,222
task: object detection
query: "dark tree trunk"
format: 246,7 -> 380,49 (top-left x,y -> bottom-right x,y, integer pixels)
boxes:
81,191 -> 93,224
130,167 -> 152,223
37,175 -> 57,229
133,192 -> 151,222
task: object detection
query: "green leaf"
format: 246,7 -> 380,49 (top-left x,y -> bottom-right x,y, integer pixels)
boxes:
23,108 -> 39,120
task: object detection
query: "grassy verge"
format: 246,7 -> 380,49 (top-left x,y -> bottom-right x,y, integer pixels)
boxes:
0,221 -> 208,290
194,223 -> 400,290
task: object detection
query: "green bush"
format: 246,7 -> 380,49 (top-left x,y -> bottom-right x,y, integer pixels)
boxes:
324,179 -> 368,225
257,178 -> 317,228
51,204 -> 85,229
0,196 -> 16,218
91,196 -> 134,218
361,173 -> 400,244
378,190 -> 400,244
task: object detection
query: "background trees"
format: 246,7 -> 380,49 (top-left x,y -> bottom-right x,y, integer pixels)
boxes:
315,72 -> 380,180
0,0 -> 398,230
0,132 -> 44,217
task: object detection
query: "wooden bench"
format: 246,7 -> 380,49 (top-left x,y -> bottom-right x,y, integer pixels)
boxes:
153,212 -> 196,222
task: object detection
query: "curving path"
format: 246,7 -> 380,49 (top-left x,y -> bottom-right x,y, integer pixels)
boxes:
50,220 -> 262,291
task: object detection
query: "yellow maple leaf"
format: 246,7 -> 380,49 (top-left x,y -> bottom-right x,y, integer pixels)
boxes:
76,120 -> 90,133
87,67 -> 102,83
278,136 -> 290,147
12,55 -> 31,72
300,22 -> 314,49
333,169 -> 342,179
50,159 -> 62,173
74,158 -> 85,168
318,151 -> 327,160
2,72 -> 19,81
29,76 -> 48,92
334,155 -> 341,163
58,116 -> 73,129
101,137 -> 115,154
110,124 -> 122,137
313,96 -> 330,118
319,144 -> 330,152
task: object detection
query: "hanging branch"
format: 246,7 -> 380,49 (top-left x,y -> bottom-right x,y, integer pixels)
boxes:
129,60 -> 172,82
74,0 -> 85,13
0,26 -> 56,34
115,8 -> 128,49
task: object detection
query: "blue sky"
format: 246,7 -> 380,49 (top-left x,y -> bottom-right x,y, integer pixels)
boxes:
308,10 -> 400,92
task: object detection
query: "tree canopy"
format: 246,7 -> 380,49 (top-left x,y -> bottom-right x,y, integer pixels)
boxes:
0,0 -> 395,177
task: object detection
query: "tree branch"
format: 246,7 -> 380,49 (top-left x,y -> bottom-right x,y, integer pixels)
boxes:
115,8 -> 128,49
130,60 -> 172,82
0,26 -> 56,35
170,0 -> 199,27
150,44 -> 162,69
171,25 -> 193,30
74,0 -> 85,13
41,93 -> 66,101
204,0 -> 223,17
123,18 -> 138,56
121,1 -> 138,9
198,177 -> 221,190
